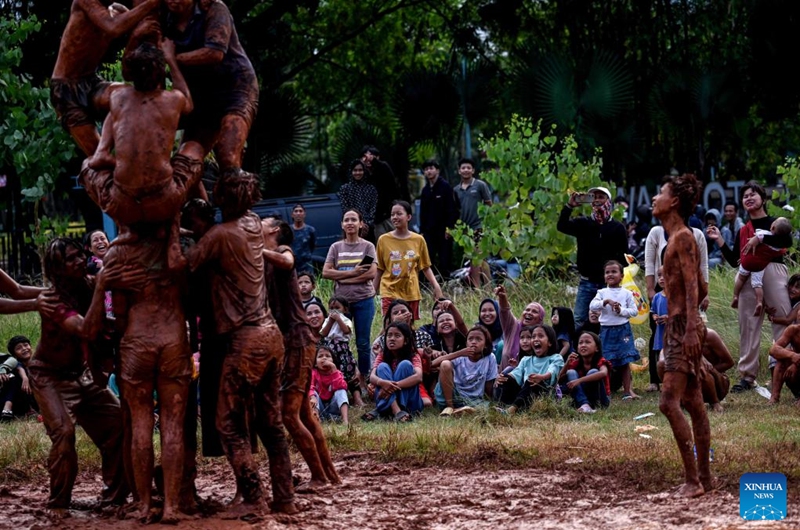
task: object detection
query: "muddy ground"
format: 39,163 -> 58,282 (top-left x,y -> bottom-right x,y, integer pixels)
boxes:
2,454 -> 797,529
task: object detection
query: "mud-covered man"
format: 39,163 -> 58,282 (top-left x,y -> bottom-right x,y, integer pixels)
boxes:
768,324 -> 800,406
651,173 -> 712,498
51,0 -> 161,155
162,0 -> 259,178
81,39 -> 204,270
30,238 -> 143,519
185,173 -> 296,516
262,216 -> 340,491
658,328 -> 734,413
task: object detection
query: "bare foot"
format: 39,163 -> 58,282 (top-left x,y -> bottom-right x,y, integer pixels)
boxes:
701,476 -> 717,492
221,500 -> 266,520
353,393 -> 365,407
161,508 -> 193,525
753,302 -> 764,317
711,403 -> 724,413
731,296 -> 739,309
295,478 -> 330,494
675,481 -> 705,498
46,507 -> 70,520
270,500 -> 299,515
136,505 -> 159,524
768,398 -> 779,406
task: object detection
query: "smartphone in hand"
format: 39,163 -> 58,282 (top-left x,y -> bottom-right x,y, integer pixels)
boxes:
359,255 -> 374,266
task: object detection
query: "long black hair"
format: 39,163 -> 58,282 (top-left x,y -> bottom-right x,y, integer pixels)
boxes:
382,321 -> 416,365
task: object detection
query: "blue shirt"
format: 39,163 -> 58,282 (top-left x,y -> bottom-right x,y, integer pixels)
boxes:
651,292 -> 668,350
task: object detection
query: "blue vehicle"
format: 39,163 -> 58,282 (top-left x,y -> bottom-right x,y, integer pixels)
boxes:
250,193 -> 343,267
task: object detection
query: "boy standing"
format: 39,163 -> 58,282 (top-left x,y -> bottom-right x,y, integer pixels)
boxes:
652,173 -> 711,498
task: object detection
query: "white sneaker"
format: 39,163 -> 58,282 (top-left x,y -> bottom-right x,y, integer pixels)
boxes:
577,404 -> 596,414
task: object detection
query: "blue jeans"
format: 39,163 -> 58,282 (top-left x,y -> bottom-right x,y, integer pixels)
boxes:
350,297 -> 376,378
373,361 -> 423,415
563,369 -> 609,409
574,278 -> 604,328
312,389 -> 349,421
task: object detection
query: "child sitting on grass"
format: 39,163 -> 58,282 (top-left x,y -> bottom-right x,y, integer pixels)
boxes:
309,345 -> 350,425
0,335 -> 37,421
320,296 -> 364,406
590,260 -> 640,400
551,306 -> 576,359
433,325 -> 498,416
363,322 -> 423,422
298,271 -> 323,309
495,325 -> 564,414
558,331 -> 611,413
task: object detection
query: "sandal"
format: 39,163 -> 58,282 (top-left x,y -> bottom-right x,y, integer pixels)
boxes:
621,394 -> 640,401
361,409 -> 380,422
393,410 -> 412,423
731,379 -> 753,393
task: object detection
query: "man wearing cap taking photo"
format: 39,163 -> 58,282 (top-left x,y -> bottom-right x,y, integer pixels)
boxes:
558,186 -> 628,327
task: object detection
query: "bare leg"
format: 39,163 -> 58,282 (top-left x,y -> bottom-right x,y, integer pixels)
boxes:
120,379 -> 157,522
69,124 -> 100,157
340,403 -> 349,425
299,395 -> 340,485
683,377 -> 712,492
753,286 -> 764,317
214,114 -> 248,171
157,377 -> 189,524
659,372 -> 704,498
769,361 -> 788,404
622,364 -> 639,398
700,372 -> 723,413
282,392 -> 329,489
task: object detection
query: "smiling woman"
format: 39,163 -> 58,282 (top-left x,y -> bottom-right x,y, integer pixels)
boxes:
495,284 -> 545,370
373,201 -> 443,319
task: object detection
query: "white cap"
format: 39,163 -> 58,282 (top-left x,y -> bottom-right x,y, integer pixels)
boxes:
588,186 -> 611,199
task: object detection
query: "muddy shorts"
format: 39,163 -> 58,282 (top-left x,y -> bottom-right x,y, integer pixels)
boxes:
663,315 -> 707,377
50,74 -> 111,130
119,330 -> 192,387
182,73 -> 259,135
281,341 -> 315,395
80,153 -> 203,227
702,357 -> 730,402
225,323 -> 284,387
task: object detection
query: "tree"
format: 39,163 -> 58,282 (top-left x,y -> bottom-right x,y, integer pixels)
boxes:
0,15 -> 75,275
451,116 -> 606,277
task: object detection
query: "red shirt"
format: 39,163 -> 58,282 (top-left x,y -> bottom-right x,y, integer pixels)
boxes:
566,356 -> 612,395
310,369 -> 347,401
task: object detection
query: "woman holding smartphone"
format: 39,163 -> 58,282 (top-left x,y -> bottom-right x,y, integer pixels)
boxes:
323,209 -> 378,395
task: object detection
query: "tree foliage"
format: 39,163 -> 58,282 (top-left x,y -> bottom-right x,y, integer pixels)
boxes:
0,16 -> 74,201
451,116 -> 606,276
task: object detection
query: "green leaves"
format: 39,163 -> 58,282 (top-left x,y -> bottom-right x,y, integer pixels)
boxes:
451,115 -> 606,277
0,15 -> 74,202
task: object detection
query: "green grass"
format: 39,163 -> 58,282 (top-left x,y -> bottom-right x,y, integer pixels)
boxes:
2,267 -> 798,492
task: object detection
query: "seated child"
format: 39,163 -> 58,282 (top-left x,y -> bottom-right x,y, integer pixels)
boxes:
298,271 -> 323,309
732,217 -> 792,315
363,322 -> 423,422
495,325 -> 564,414
309,345 -> 350,425
0,335 -> 37,421
551,306 -> 576,359
768,273 -> 800,326
558,331 -> 611,413
320,296 -> 363,406
433,325 -> 498,416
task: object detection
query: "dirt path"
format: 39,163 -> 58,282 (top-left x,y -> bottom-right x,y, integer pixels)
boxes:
2,454 -> 796,529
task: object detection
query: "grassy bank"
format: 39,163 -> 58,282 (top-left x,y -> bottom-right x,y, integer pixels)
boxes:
2,267 -> 798,491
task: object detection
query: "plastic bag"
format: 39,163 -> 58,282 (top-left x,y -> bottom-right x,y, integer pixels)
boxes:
622,254 -> 649,325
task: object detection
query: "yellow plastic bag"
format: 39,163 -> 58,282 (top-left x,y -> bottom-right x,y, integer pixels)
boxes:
622,254 -> 649,325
